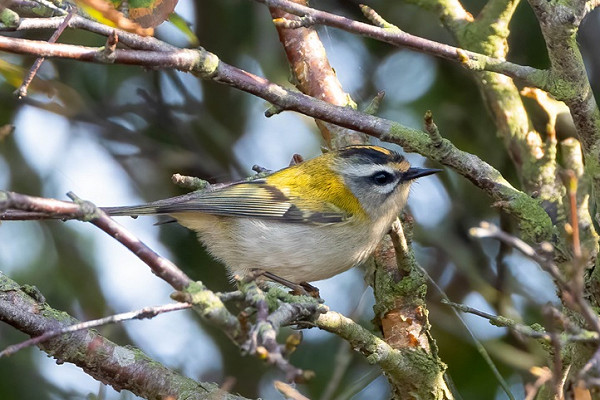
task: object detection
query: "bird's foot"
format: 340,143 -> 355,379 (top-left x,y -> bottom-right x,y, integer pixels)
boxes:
250,269 -> 321,299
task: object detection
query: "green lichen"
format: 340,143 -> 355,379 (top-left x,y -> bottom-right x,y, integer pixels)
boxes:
193,49 -> 220,78
530,323 -> 545,332
183,281 -> 242,342
373,273 -> 428,318
20,284 -> 45,303
40,306 -> 75,324
384,123 -> 431,153
506,191 -> 554,242
0,9 -> 19,28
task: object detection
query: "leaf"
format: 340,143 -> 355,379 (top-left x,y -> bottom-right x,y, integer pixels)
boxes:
109,0 -> 178,28
128,0 -> 178,29
167,13 -> 198,46
74,0 -> 154,36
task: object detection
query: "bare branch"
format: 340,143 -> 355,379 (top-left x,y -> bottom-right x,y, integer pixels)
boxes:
268,0 -> 367,148
15,12 -> 73,98
1,15 -> 175,50
274,381 -> 310,400
68,191 -> 193,290
255,0 -> 548,88
0,191 -> 244,341
0,273 -> 247,400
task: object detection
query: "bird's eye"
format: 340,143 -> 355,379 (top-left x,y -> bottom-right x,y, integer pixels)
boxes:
370,171 -> 394,185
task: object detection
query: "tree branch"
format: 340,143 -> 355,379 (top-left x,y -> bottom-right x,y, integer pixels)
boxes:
315,310 -> 452,399
1,14 -> 176,50
0,272 -> 248,400
255,0 -> 548,89
0,191 -> 242,341
0,302 -> 193,357
268,0 -> 367,148
527,0 -> 600,240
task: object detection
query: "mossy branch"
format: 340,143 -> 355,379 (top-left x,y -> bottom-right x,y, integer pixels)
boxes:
0,273 -> 248,400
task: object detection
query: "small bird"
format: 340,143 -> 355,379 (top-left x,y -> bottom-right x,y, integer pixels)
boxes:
105,145 -> 440,284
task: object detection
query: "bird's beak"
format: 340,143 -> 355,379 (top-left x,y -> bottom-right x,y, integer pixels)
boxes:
403,167 -> 442,181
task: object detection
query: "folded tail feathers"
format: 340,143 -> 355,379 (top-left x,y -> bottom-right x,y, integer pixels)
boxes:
101,205 -> 161,216
101,192 -> 203,217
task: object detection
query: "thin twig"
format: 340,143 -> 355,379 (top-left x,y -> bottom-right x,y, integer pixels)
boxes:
0,302 -> 192,357
442,300 -> 551,340
359,4 -> 401,30
420,270 -> 515,400
525,367 -> 554,400
0,190 -> 189,293
274,381 -> 310,400
563,170 -> 582,259
470,222 -> 567,288
544,306 -> 565,399
15,12 -> 73,98
423,110 -> 442,146
470,222 -> 600,335
443,300 -> 598,343
2,15 -> 175,51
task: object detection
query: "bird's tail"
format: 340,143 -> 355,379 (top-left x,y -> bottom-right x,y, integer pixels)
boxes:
101,204 -> 162,217
101,191 -> 206,217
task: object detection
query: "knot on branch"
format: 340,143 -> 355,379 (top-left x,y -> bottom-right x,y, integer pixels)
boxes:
193,48 -> 220,78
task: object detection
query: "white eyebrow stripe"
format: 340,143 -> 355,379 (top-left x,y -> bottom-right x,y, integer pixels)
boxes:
342,164 -> 397,177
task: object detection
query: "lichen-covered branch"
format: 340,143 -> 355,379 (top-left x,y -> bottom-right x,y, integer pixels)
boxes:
462,0 -> 559,198
315,310 -> 452,399
409,0 -> 562,217
527,0 -> 600,235
0,273 -> 248,400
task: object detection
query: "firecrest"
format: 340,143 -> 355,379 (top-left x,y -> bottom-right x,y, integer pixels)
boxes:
105,145 -> 440,283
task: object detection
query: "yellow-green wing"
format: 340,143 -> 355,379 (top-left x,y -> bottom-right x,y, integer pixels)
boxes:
104,180 -> 350,224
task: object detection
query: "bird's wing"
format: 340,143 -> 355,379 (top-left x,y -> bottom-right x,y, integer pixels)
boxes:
103,180 -> 350,224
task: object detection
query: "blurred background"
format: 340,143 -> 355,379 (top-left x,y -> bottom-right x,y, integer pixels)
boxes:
1,0 -> 599,398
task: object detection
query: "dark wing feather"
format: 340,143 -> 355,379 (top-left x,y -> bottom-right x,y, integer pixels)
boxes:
103,181 -> 349,224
